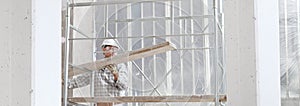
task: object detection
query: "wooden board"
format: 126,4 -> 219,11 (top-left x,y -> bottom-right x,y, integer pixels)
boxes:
68,42 -> 176,77
68,95 -> 227,103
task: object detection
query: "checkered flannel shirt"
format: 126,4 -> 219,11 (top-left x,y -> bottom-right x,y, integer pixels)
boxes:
68,63 -> 128,97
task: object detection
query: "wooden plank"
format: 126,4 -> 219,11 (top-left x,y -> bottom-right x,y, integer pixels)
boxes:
68,42 -> 176,77
68,95 -> 227,103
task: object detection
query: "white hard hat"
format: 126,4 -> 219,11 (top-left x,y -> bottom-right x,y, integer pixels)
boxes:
101,39 -> 119,48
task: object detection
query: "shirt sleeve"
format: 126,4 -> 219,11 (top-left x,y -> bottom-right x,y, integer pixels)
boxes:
114,63 -> 128,90
68,72 -> 91,89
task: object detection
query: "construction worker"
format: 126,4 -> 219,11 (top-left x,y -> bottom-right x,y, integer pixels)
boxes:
68,39 -> 128,106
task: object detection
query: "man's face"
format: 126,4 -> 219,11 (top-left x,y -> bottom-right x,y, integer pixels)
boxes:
102,45 -> 118,58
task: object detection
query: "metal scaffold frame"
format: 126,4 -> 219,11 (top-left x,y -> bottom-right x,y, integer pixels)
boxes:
62,0 -> 225,106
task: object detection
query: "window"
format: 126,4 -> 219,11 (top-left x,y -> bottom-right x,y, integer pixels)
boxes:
62,0 -> 225,105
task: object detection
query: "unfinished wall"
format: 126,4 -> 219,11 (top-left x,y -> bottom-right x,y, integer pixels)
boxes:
33,0 -> 61,106
0,0 -> 32,105
224,0 -> 280,106
0,0 -> 61,106
224,0 -> 257,105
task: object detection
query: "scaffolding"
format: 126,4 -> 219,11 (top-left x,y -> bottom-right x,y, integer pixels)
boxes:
62,0 -> 225,106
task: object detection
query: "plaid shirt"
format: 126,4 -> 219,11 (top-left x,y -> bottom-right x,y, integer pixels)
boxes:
68,63 -> 128,97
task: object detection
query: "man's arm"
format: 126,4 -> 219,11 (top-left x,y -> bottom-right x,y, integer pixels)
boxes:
68,72 -> 91,89
114,63 -> 128,90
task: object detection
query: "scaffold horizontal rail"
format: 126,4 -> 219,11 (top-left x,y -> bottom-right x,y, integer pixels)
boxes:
68,33 -> 215,41
69,0 -> 181,7
107,15 -> 214,23
68,95 -> 227,103
68,41 -> 176,77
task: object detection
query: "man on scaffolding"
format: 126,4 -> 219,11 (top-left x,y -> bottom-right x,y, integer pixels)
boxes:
68,39 -> 128,106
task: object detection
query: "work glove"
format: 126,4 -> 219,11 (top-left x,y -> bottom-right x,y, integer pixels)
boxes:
106,64 -> 118,74
106,64 -> 119,82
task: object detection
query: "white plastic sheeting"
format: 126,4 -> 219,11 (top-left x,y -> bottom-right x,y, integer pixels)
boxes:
280,0 -> 300,105
64,0 -> 225,105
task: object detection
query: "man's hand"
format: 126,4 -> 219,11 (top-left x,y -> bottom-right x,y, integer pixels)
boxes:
106,64 -> 118,74
106,64 -> 119,81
